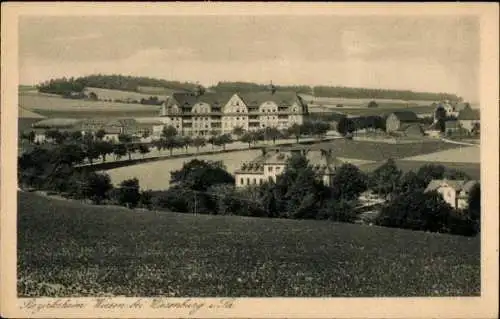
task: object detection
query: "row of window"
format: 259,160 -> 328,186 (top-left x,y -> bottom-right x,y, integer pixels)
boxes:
239,176 -> 275,186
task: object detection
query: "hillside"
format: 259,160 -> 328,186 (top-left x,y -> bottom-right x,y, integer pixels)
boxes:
36,74 -> 199,96
18,191 -> 480,297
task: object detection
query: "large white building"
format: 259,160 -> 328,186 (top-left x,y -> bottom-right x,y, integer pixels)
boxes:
159,90 -> 309,137
234,146 -> 343,188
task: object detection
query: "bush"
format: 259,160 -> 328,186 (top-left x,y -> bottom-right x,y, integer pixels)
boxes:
115,178 -> 141,209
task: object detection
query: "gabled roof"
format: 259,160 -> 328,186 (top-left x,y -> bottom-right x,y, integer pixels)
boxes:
458,108 -> 480,121
389,111 -> 419,122
166,92 -> 233,109
425,179 -> 479,193
237,91 -> 305,108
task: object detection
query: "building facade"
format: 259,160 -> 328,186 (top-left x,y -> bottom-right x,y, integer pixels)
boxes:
457,108 -> 480,133
159,91 -> 309,137
385,111 -> 419,133
235,147 -> 341,188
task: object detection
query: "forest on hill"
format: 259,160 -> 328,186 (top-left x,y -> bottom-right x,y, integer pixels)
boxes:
36,74 -> 198,96
34,75 -> 461,102
211,82 -> 461,101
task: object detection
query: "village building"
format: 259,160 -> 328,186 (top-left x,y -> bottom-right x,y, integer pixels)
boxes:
159,90 -> 308,137
31,118 -> 83,143
457,108 -> 480,134
444,120 -> 460,134
396,123 -> 425,137
424,179 -> 479,210
234,146 -> 342,188
385,111 -> 419,133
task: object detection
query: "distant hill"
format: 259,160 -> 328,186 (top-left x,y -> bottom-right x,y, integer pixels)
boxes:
36,74 -> 199,96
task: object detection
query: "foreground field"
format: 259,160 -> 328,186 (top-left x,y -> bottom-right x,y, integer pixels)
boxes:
18,191 -> 480,297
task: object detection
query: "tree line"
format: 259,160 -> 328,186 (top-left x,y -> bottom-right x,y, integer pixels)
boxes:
210,82 -> 460,101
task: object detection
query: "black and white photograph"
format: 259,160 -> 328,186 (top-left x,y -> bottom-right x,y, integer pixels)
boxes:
1,3 -> 498,318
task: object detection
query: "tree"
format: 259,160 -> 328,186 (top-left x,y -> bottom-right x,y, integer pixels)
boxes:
369,159 -> 402,198
161,125 -> 178,139
270,153 -> 330,219
95,129 -> 106,140
138,143 -> 150,158
367,100 -> 378,108
310,121 -> 330,139
180,136 -> 192,152
113,143 -> 127,160
80,172 -> 113,204
170,159 -> 234,191
331,164 -> 368,201
116,178 -> 141,208
287,123 -> 302,143
213,134 -> 233,150
191,136 -> 206,152
317,198 -> 356,223
83,141 -> 101,165
88,91 -> 98,101
376,191 -> 455,234
264,127 -> 282,144
232,126 -> 245,139
93,141 -> 113,162
118,134 -> 135,160
45,129 -> 64,144
163,137 -> 182,156
67,131 -> 82,143
337,117 -> 355,136
416,164 -> 446,186
468,183 -> 480,230
139,190 -> 153,210
240,132 -> 256,148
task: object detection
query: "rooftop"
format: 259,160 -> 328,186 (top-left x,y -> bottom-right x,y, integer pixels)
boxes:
389,111 -> 419,122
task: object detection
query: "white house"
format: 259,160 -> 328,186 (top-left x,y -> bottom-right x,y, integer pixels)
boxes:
235,146 -> 342,188
424,179 -> 479,210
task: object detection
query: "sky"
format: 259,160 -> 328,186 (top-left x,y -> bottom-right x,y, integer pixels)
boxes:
19,15 -> 480,102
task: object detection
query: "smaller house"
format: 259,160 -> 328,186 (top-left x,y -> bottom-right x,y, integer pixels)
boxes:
444,120 -> 460,134
424,179 -> 479,210
458,108 -> 480,133
385,111 -> 419,132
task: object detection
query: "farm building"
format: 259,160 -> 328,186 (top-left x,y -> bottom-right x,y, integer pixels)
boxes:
29,117 -> 164,142
385,111 -> 419,132
32,118 -> 83,143
424,179 -> 479,210
234,146 -> 343,188
398,123 -> 425,137
159,89 -> 309,137
458,108 -> 480,133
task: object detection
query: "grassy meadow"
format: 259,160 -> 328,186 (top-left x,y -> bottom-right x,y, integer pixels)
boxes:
83,87 -> 171,101
19,93 -> 161,118
18,191 -> 480,297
